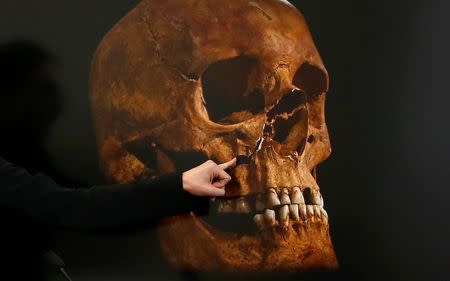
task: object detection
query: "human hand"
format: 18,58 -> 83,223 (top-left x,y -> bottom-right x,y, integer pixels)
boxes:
182,157 -> 237,197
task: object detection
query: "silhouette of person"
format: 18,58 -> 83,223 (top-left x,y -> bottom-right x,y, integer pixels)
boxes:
0,41 -> 64,181
0,40 -> 237,280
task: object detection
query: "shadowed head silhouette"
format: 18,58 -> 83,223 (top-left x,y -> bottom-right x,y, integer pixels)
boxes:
0,40 -> 63,175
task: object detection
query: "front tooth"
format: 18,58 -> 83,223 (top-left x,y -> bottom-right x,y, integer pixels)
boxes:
236,197 -> 251,213
291,187 -> 305,204
279,205 -> 289,227
267,188 -> 281,208
299,203 -> 307,220
289,204 -> 300,221
320,207 -> 328,223
312,190 -> 322,206
222,199 -> 234,213
307,205 -> 314,219
280,188 -> 291,205
319,194 -> 325,207
264,209 -> 276,226
313,205 -> 322,221
253,214 -> 265,230
255,194 -> 265,211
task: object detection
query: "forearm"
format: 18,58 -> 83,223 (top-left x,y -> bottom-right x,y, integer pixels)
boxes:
34,173 -> 198,230
0,157 -> 208,231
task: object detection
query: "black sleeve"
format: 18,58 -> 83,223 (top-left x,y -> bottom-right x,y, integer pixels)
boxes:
0,156 -> 209,231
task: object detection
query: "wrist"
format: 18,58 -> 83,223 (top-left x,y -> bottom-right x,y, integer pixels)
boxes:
182,172 -> 190,193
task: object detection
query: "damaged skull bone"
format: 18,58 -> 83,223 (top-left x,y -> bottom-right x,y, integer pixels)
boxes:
90,0 -> 338,272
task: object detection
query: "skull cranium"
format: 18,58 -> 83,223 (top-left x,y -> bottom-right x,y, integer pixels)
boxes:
90,0 -> 338,271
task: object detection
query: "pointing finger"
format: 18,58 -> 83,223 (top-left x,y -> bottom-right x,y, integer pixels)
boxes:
218,157 -> 237,170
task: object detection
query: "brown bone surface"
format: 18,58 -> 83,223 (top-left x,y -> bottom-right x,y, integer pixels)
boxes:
90,0 -> 338,271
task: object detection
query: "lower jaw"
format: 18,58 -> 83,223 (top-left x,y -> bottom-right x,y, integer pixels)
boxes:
158,213 -> 339,272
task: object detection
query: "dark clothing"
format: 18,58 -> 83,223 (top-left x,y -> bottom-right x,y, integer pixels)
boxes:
0,155 -> 207,280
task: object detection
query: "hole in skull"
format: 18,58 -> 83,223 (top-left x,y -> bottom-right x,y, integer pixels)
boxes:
267,89 -> 306,120
201,56 -> 264,124
236,154 -> 251,165
272,106 -> 308,145
124,139 -> 209,173
293,63 -> 328,98
307,134 -> 316,143
303,187 -> 314,205
124,138 -> 157,168
165,150 -> 209,172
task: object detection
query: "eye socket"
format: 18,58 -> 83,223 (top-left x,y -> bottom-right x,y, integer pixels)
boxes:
201,56 -> 265,125
293,62 -> 328,98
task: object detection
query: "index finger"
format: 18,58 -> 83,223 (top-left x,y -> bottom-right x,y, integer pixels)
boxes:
218,157 -> 237,170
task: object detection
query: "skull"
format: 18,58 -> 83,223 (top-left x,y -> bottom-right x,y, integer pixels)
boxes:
90,0 -> 338,271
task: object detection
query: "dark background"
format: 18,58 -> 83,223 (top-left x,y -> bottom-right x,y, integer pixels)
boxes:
0,0 -> 449,280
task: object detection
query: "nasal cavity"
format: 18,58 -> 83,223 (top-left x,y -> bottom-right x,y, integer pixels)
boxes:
267,89 -> 306,121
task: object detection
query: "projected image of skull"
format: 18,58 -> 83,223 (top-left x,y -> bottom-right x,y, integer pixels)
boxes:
90,0 -> 338,271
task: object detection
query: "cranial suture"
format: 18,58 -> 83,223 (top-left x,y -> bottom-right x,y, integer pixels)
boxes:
90,0 -> 338,272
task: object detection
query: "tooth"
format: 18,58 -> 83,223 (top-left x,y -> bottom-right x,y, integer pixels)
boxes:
313,205 -> 322,221
255,194 -> 265,211
222,199 -> 234,213
307,205 -> 314,219
312,190 -> 322,206
236,197 -> 251,213
280,188 -> 291,205
319,194 -> 325,207
289,204 -> 300,221
279,205 -> 289,227
264,209 -> 276,226
253,214 -> 265,230
299,203 -> 307,220
267,188 -> 281,208
291,187 -> 305,204
320,207 -> 328,223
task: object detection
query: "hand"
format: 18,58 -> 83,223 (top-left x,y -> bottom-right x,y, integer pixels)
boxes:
182,157 -> 237,197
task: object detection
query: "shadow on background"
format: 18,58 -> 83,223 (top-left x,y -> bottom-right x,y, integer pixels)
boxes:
0,41 -> 68,181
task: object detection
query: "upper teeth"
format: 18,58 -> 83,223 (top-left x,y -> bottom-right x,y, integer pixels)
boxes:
214,187 -> 328,230
291,187 -> 304,204
267,188 -> 281,207
280,188 -> 291,205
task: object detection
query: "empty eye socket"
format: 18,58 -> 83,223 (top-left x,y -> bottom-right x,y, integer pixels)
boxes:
293,63 -> 328,98
201,56 -> 265,124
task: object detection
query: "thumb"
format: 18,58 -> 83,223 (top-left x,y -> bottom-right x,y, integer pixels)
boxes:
207,185 -> 226,197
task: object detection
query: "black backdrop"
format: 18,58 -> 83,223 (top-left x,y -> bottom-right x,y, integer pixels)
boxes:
0,0 -> 449,280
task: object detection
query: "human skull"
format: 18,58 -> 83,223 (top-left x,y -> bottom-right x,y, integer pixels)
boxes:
90,0 -> 338,271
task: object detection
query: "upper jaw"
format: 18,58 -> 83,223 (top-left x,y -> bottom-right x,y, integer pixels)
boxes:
210,186 -> 328,233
